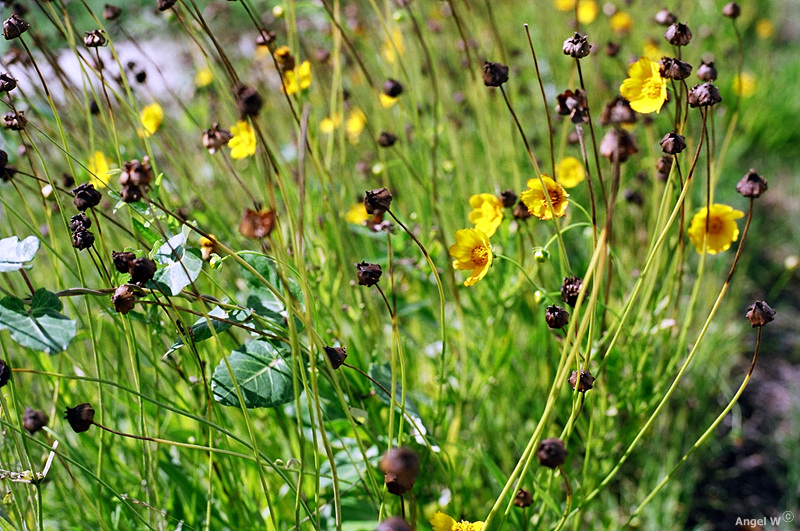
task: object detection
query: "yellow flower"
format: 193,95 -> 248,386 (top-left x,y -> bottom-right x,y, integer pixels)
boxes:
519,175 -> 569,220
229,120 -> 256,159
195,67 -> 213,88
733,72 -> 756,98
346,109 -> 366,143
642,39 -> 666,62
687,204 -> 745,254
557,157 -> 585,188
319,113 -> 342,134
381,28 -> 404,64
430,511 -> 485,531
610,12 -> 633,35
554,0 -> 575,10
449,229 -> 493,287
87,151 -> 111,189
554,0 -> 598,24
344,203 -> 369,225
468,193 -> 503,237
283,61 -> 312,95
756,19 -> 774,39
380,93 -> 398,109
139,103 -> 164,137
620,58 -> 667,114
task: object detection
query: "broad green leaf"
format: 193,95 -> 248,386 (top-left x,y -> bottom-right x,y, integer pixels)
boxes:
149,231 -> 203,296
165,306 -> 251,356
239,252 -> 304,307
211,339 -> 294,408
131,219 -> 159,247
0,289 -> 76,354
0,236 -> 39,273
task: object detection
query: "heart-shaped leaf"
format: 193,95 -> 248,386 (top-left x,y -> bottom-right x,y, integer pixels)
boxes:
165,306 -> 251,357
0,236 -> 39,273
211,339 -> 294,408
0,289 -> 76,354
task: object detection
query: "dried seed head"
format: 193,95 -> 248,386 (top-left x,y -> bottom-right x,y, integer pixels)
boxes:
513,200 -> 532,220
3,14 -> 30,40
84,29 -> 107,48
72,183 -> 103,211
128,257 -> 157,285
22,407 -> 48,434
274,46 -> 296,72
119,157 -> 154,188
514,488 -> 533,508
659,57 -> 693,80
537,437 -> 568,468
697,60 -> 717,82
112,251 -> 136,273
545,305 -> 570,329
71,229 -> 95,251
746,300 -> 775,328
660,131 -> 686,154
654,8 -> 677,26
234,84 -> 264,118
561,276 -> 583,307
555,88 -> 589,124
563,33 -> 591,59
378,131 -> 398,148
202,123 -> 233,154
722,2 -> 741,19
69,213 -> 92,233
120,185 -> 143,203
665,22 -> 692,46
255,29 -> 276,47
0,149 -> 7,171
736,168 -> 768,198
0,359 -> 10,387
111,285 -> 137,314
380,447 -> 420,496
364,187 -> 393,215
688,82 -> 722,108
569,369 -> 595,392
604,41 -> 621,57
356,262 -> 382,286
376,517 -> 412,531
64,403 -> 95,433
0,72 -> 17,93
500,190 -> 517,208
324,346 -> 347,369
3,110 -> 26,131
103,4 -> 122,21
599,96 -> 637,126
157,0 -> 177,12
624,189 -> 644,206
599,128 -> 639,163
239,209 -> 276,239
383,78 -> 404,98
482,61 -> 510,87
656,155 -> 673,180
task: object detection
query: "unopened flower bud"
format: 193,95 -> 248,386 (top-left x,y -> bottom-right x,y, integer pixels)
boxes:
0,72 -> 17,93
383,78 -> 404,98
364,187 -> 392,215
599,129 -> 639,163
514,488 -> 533,508
380,447 -> 419,495
722,2 -> 741,19
22,407 -> 48,434
356,262 -> 382,286
3,14 -> 29,40
537,437 -> 568,468
500,190 -> 517,208
688,82 -> 722,108
202,123 -> 233,154
697,60 -> 717,82
660,131 -> 686,154
665,22 -> 692,46
746,300 -> 775,328
128,257 -> 157,284
72,183 -> 103,211
378,131 -> 397,147
324,346 -> 347,369
534,247 -> 549,263
64,403 -> 95,433
111,285 -> 137,314
376,517 -> 412,531
103,4 -> 122,20
3,110 -> 26,131
0,359 -> 10,387
482,61 -> 509,87
545,305 -> 569,329
736,168 -> 768,198
561,276 -> 582,307
71,229 -> 95,250
654,9 -> 677,26
234,84 -> 263,117
84,29 -> 107,48
659,57 -> 692,80
563,33 -> 590,58
112,251 -> 136,273
157,0 -> 177,12
569,369 -> 595,392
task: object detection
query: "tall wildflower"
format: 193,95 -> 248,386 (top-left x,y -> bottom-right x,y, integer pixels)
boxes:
620,58 -> 667,114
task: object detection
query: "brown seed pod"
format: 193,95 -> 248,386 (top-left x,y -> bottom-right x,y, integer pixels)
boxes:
64,403 -> 95,433
537,437 -> 568,468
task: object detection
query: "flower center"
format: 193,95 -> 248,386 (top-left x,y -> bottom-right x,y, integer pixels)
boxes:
707,217 -> 722,234
471,245 -> 490,266
642,77 -> 663,99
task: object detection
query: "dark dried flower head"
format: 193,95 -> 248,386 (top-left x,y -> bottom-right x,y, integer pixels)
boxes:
482,61 -> 509,87
103,4 -> 122,20
722,2 -> 741,18
659,57 -> 692,80
62,173 -> 75,188
274,46 -> 296,72
120,157 -> 153,188
688,82 -> 721,107
563,32 -> 590,58
0,359 -> 10,387
599,128 -> 639,163
746,300 -> 775,328
380,447 -> 419,495
324,346 -> 347,369
69,213 -> 92,233
376,517 -> 412,531
624,189 -> 644,206
556,88 -> 589,124
239,209 -> 276,239
356,262 -> 382,286
660,131 -> 686,154
111,285 -> 137,314
500,190 -> 517,208
3,110 -> 26,131
383,78 -> 404,98
561,276 -> 583,307
537,437 -> 568,468
378,131 -> 397,147
736,168 -> 768,198
514,488 -> 533,508
23,407 -> 48,434
0,149 -> 7,171
84,29 -> 107,48
3,14 -> 29,40
112,251 -> 136,273
255,29 -> 276,47
64,403 -> 95,433
656,155 -> 673,180
654,8 -> 677,26
604,41 -> 621,57
72,182 -> 103,211
202,123 -> 233,154
157,0 -> 177,12
599,96 -> 636,126
513,201 -> 532,220
128,257 -> 157,285
545,305 -> 570,329
234,84 -> 263,117
364,187 -> 392,215
0,72 -> 17,93
120,185 -> 143,203
569,369 -> 595,392
71,229 -> 95,251
697,60 -> 717,82
665,22 -> 692,46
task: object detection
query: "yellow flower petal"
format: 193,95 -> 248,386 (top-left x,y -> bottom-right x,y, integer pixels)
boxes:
687,204 -> 745,254
229,120 -> 256,159
140,103 -> 164,137
449,229 -> 492,287
380,93 -> 398,108
346,109 -> 366,143
577,1 -> 598,24
430,512 -> 457,531
733,72 -> 756,98
467,193 -> 503,237
344,203 -> 369,225
756,19 -> 774,39
557,157 -> 585,188
620,58 -> 667,114
520,175 -> 569,220
87,151 -> 111,189
194,67 -> 213,88
610,11 -> 633,35
381,28 -> 404,64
